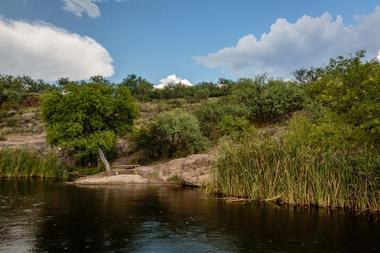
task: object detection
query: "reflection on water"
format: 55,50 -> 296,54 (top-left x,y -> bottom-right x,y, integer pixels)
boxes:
0,180 -> 379,253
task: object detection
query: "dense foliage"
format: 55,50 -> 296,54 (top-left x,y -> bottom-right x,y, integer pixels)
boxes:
118,74 -> 233,101
41,78 -> 138,165
304,50 -> 380,144
120,74 -> 154,101
209,51 -> 380,211
0,75 -> 53,108
195,100 -> 249,139
135,109 -> 208,161
194,77 -> 306,140
229,77 -> 307,123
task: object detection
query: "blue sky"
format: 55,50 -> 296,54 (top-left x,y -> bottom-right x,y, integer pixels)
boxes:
0,0 -> 380,85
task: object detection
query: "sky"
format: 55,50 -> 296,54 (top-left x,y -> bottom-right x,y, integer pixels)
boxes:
0,0 -> 380,86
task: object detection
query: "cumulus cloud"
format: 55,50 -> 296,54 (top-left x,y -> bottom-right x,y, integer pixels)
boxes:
0,18 -> 114,81
195,6 -> 380,76
156,74 -> 193,89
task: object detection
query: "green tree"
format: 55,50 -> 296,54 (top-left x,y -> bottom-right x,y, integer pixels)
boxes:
229,77 -> 307,123
0,75 -> 23,108
305,50 -> 380,143
19,75 -> 52,92
41,78 -> 139,168
136,109 -> 208,161
120,74 -> 154,101
195,100 -> 249,139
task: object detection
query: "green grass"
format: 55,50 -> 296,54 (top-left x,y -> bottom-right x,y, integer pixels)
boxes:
0,148 -> 64,178
66,166 -> 103,178
209,137 -> 380,212
167,175 -> 186,184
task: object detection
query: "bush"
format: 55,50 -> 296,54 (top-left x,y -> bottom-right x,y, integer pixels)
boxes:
230,77 -> 307,123
194,77 -> 307,136
219,115 -> 250,138
0,75 -> 54,110
304,50 -> 380,144
285,112 -> 370,149
136,109 -> 208,161
195,100 -> 249,139
0,75 -> 23,109
120,74 -> 154,101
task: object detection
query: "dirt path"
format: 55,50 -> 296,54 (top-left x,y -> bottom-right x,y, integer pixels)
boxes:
0,133 -> 47,150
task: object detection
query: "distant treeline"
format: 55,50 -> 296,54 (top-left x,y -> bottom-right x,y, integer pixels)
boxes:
0,73 -> 230,108
0,72 -> 301,107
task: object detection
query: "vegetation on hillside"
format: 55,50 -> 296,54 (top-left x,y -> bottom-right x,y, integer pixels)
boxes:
209,51 -> 380,212
0,50 -> 379,212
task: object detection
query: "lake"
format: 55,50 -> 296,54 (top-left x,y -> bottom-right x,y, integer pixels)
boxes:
0,180 -> 379,252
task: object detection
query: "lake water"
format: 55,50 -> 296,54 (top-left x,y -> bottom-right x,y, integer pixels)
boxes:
0,180 -> 379,253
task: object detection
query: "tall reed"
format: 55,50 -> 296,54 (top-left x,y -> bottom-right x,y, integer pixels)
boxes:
210,137 -> 380,212
0,148 -> 64,178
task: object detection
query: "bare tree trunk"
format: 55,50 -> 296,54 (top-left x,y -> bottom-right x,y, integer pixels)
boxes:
98,148 -> 111,176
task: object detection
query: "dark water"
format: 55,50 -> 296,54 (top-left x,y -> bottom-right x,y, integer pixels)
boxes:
0,180 -> 379,253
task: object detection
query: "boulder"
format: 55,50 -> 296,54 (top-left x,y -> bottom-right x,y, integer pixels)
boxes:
133,154 -> 213,186
73,154 -> 214,187
73,174 -> 152,185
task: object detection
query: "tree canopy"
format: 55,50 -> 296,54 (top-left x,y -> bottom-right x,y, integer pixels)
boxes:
120,74 -> 154,101
299,50 -> 380,144
41,78 -> 138,165
136,109 -> 208,161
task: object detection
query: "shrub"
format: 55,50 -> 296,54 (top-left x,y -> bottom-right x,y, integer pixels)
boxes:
230,77 -> 307,123
195,100 -> 249,139
136,109 -> 208,161
285,112 -> 370,149
0,75 -> 23,109
0,75 -> 54,110
304,50 -> 380,144
219,115 -> 250,138
120,74 -> 154,101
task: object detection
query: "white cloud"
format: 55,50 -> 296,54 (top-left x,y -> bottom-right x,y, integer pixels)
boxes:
62,0 -> 128,18
0,18 -> 114,81
195,6 -> 380,77
156,74 -> 193,89
63,0 -> 100,18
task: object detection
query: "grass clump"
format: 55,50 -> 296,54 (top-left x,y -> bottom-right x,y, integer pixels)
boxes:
167,175 -> 186,185
0,148 -> 64,178
210,116 -> 380,212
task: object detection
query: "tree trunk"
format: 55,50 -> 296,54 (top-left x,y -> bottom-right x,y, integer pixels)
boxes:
98,148 -> 111,176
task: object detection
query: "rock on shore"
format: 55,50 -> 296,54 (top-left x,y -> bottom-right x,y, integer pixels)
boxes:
73,154 -> 213,187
